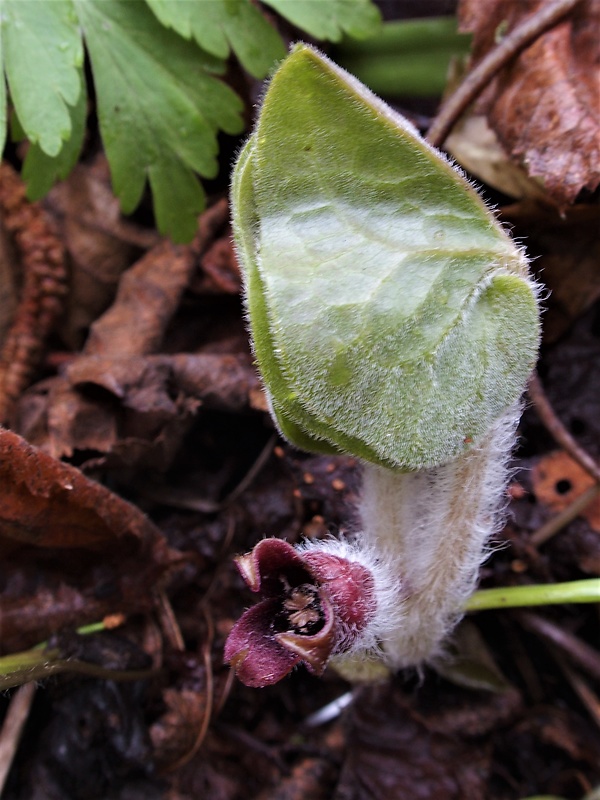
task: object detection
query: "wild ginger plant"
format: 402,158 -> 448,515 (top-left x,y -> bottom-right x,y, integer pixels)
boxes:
225,44 -> 542,687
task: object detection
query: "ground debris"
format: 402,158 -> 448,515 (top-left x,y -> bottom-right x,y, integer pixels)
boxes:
459,0 -> 600,203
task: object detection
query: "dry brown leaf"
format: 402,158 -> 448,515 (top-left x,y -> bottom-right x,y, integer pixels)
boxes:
335,681 -> 520,800
0,427 -> 175,651
16,352 -> 259,467
45,156 -> 156,349
192,235 -> 241,295
85,240 -> 195,357
0,427 -> 169,550
531,449 -> 600,531
445,115 -> 552,201
458,0 -> 600,203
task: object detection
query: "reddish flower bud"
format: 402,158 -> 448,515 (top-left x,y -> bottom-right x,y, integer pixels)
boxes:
224,539 -> 376,687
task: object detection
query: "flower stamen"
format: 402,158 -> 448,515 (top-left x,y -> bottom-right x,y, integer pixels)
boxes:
282,583 -> 325,635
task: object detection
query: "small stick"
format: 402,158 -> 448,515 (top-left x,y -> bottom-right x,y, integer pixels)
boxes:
155,589 -> 185,652
426,0 -> 584,148
530,483 -> 600,547
528,372 -> 600,484
0,682 -> 36,795
554,656 -> 600,730
517,610 -> 600,682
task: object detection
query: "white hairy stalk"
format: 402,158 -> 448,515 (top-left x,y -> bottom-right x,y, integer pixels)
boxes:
357,405 -> 519,669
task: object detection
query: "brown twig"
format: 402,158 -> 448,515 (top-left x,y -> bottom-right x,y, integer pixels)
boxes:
155,588 -> 185,652
517,611 -> 600,682
165,608 -> 215,772
554,655 -> 600,730
190,196 -> 230,260
0,163 -> 67,423
528,372 -> 600,484
426,0 -> 584,148
530,483 -> 600,547
0,682 -> 36,794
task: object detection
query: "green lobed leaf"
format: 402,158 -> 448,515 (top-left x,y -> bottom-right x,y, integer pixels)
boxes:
0,0 -> 83,156
74,0 -> 244,242
21,68 -> 87,200
145,0 -> 286,78
231,45 -> 540,471
263,0 -> 381,41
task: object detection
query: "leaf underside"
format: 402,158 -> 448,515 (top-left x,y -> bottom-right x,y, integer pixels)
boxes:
232,45 -> 540,470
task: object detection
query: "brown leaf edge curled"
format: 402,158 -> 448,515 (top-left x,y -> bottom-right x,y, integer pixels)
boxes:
457,0 -> 600,203
0,427 -> 176,650
0,427 -> 172,552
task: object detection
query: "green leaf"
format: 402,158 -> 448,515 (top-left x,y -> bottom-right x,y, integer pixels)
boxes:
231,45 -> 540,470
263,0 -> 381,41
0,0 -> 83,156
21,68 -> 87,199
74,0 -> 244,242
145,0 -> 286,78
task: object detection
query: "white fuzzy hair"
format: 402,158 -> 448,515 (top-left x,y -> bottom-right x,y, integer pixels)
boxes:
297,404 -> 520,678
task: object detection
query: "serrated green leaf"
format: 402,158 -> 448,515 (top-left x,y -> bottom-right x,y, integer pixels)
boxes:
74,0 -> 244,242
263,0 -> 381,41
22,68 -> 86,199
145,0 -> 286,78
232,45 -> 540,470
0,0 -> 83,156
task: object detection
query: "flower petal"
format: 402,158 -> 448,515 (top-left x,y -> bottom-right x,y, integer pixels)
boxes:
303,552 -> 376,635
235,538 -> 311,594
224,598 -> 302,687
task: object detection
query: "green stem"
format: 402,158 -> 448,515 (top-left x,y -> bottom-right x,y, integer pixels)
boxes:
465,579 -> 600,611
335,17 -> 471,96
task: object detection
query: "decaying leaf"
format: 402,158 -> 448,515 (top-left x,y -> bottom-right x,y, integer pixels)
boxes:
13,200 -> 248,468
532,449 -> 600,532
458,0 -> 600,203
335,680 -> 521,800
445,115 -> 553,202
84,238 -> 195,357
15,352 -> 259,467
0,427 -> 174,651
45,156 -> 155,349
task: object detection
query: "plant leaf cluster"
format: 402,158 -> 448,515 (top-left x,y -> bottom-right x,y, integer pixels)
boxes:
0,0 -> 380,242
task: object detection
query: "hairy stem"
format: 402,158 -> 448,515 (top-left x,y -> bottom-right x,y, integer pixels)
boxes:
359,406 -> 520,668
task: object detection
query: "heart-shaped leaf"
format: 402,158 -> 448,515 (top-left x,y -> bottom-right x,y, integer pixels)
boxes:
232,44 -> 540,470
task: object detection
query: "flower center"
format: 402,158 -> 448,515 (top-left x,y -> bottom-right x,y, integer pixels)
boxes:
280,581 -> 325,635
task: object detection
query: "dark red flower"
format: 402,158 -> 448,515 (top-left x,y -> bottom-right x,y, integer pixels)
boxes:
224,538 -> 376,687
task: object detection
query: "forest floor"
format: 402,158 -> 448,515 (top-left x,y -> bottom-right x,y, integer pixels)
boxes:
0,1 -> 599,798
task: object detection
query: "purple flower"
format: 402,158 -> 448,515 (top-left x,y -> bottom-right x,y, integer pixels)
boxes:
224,538 -> 376,687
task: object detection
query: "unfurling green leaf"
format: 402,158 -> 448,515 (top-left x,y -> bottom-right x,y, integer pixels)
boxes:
231,44 -> 540,470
